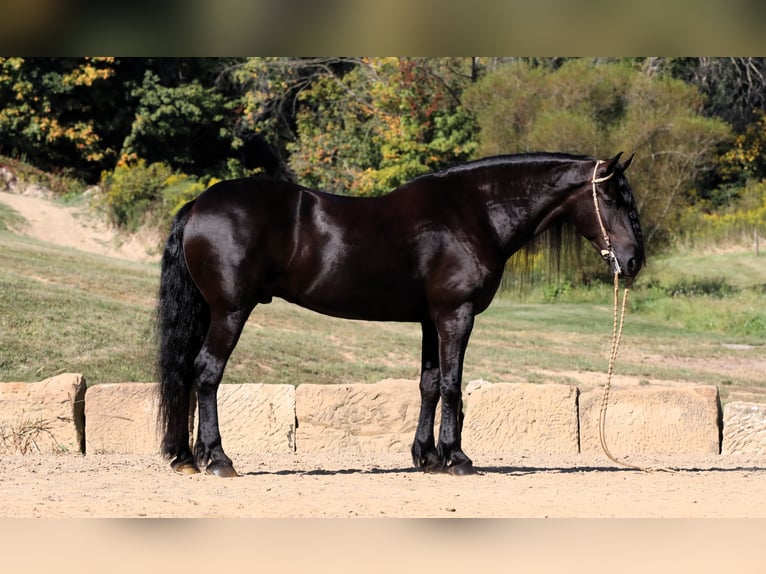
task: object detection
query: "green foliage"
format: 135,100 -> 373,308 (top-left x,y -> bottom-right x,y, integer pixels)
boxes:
99,160 -> 174,230
98,160 -> 215,232
463,60 -> 637,157
541,279 -> 574,302
286,63 -> 380,194
0,57 -> 118,180
675,179 -> 766,248
120,70 -> 238,177
654,57 -> 766,135
0,57 -> 759,257
663,277 -> 736,298
463,59 -> 732,251
287,58 -> 478,196
229,57 -> 310,174
0,57 -> 255,184
718,111 -> 766,184
160,173 -> 208,214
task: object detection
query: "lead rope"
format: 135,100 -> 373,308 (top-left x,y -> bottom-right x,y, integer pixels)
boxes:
597,271 -> 645,470
591,161 -> 677,474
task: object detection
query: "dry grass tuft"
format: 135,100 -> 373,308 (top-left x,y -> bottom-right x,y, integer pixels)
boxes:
0,416 -> 60,454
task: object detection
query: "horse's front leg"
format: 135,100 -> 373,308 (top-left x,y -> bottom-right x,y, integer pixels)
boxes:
412,320 -> 441,471
435,304 -> 476,475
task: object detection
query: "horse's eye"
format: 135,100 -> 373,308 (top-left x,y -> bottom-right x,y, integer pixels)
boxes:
600,191 -> 617,206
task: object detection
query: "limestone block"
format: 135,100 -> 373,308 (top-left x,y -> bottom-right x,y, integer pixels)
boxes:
295,379 -> 580,457
210,383 -> 296,455
84,383 -> 160,454
0,373 -> 86,454
295,379 -> 422,454
85,382 -> 296,455
722,402 -> 766,456
579,385 -> 721,455
462,381 -> 579,456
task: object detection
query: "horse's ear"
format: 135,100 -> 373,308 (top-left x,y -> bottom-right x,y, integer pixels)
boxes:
605,152 -> 623,173
596,152 -> 622,180
618,153 -> 634,172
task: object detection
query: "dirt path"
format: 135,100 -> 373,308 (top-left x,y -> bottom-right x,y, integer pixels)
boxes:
0,190 -> 160,262
1,451 -> 765,517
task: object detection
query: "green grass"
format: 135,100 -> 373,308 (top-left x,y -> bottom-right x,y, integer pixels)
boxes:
0,232 -> 158,383
0,203 -> 25,232
1,221 -> 764,404
643,249 -> 766,290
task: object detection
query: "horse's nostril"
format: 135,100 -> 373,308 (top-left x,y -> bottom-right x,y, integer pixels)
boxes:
626,257 -> 638,275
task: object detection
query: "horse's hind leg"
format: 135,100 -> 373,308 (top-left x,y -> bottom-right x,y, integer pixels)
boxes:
193,307 -> 252,477
412,320 -> 441,471
168,391 -> 198,474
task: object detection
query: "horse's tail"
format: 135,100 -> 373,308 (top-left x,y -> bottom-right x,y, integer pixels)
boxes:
156,200 -> 208,458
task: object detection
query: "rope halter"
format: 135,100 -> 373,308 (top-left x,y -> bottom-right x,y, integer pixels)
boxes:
591,160 -> 621,275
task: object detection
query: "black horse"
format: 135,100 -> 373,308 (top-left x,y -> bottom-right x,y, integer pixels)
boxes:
157,152 -> 644,477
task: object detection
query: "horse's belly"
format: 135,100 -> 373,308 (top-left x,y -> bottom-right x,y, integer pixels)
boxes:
278,282 -> 425,323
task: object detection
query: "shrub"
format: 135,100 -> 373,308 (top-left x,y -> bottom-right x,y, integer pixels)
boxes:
99,160 -> 174,230
156,173 -> 218,232
663,276 -> 736,298
542,280 -> 574,302
675,179 -> 766,249
99,160 -> 216,232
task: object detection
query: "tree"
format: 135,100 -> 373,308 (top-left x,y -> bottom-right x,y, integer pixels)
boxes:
648,57 -> 766,133
463,59 -> 732,250
0,57 -> 118,181
0,57 -> 260,183
615,72 -> 732,244
285,57 -> 479,196
285,59 -> 379,194
226,57 -> 357,182
119,68 -> 236,177
718,110 -> 766,185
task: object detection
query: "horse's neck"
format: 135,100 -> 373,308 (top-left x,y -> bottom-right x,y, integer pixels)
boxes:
475,165 -> 578,257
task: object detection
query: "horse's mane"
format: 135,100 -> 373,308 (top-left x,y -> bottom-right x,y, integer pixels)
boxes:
424,152 -> 595,180
506,223 -> 585,289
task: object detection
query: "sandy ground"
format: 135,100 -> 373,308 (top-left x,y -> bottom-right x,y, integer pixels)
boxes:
2,188 -> 766,524
0,451 -> 765,518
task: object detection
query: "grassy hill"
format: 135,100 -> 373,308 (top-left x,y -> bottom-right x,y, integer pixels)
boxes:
1,202 -> 764,404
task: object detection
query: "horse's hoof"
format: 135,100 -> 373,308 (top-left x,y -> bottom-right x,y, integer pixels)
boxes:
422,463 -> 447,474
414,456 -> 442,473
171,460 -> 200,475
448,463 -> 477,476
415,455 -> 446,473
205,462 -> 239,478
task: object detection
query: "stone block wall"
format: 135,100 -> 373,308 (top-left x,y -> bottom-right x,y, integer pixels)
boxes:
2,374 -> 764,460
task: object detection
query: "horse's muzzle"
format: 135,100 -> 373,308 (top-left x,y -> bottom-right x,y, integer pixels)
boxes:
602,250 -> 642,278
622,256 -> 641,278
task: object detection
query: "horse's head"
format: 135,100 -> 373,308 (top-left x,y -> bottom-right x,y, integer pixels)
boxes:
570,152 -> 645,279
